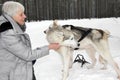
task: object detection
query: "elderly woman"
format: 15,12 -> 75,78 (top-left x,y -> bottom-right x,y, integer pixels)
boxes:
0,1 -> 60,80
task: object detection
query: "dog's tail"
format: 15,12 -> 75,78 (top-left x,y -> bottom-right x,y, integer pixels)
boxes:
103,29 -> 111,38
104,29 -> 110,35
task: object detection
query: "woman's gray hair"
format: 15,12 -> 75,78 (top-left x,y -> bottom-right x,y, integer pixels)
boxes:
2,1 -> 25,16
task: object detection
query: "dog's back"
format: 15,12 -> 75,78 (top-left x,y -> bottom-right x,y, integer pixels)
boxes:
62,25 -> 110,42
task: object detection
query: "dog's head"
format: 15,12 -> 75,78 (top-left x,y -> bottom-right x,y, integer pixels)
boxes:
44,20 -> 80,49
62,25 -> 82,41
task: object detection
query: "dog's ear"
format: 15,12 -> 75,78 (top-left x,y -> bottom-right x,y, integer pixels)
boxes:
53,20 -> 58,28
65,26 -> 71,30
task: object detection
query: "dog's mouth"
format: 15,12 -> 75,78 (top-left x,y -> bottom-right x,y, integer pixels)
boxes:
74,47 -> 79,50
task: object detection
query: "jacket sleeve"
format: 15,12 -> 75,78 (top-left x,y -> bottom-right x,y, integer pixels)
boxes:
1,29 -> 49,61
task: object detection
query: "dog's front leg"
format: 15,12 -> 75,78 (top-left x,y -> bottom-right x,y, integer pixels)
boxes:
62,55 -> 70,80
60,47 -> 72,80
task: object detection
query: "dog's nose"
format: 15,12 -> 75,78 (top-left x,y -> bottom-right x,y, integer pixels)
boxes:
78,43 -> 80,46
44,31 -> 46,34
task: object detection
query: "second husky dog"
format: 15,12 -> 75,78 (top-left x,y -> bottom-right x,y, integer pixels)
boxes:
44,21 -> 79,80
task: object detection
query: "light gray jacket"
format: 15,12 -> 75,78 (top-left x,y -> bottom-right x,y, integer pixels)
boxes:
0,14 -> 49,80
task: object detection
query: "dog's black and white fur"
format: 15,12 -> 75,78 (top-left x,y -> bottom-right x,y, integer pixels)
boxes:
62,24 -> 120,80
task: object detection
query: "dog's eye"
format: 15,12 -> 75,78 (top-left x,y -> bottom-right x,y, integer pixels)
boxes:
71,37 -> 73,40
49,27 -> 51,29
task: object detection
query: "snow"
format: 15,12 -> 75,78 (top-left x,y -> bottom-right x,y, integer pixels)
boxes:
26,18 -> 120,80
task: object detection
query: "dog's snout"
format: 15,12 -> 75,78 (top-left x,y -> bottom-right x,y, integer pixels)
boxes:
74,43 -> 80,50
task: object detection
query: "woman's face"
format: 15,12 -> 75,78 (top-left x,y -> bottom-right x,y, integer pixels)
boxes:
12,9 -> 26,25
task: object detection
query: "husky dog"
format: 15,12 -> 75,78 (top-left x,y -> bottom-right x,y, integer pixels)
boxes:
44,21 -> 79,80
62,24 -> 120,79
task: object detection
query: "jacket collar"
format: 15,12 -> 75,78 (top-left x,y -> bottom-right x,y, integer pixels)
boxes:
0,14 -> 24,34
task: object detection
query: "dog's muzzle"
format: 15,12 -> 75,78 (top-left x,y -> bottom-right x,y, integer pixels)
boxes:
60,42 -> 80,50
74,43 -> 80,50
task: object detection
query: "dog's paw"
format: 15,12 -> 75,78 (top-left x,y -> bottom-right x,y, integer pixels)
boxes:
100,67 -> 107,70
86,64 -> 94,69
100,65 -> 107,70
117,76 -> 120,80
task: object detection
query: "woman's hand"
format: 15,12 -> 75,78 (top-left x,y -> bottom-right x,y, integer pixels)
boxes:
48,43 -> 60,50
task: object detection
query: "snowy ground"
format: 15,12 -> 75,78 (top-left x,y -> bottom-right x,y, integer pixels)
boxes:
26,18 -> 120,80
